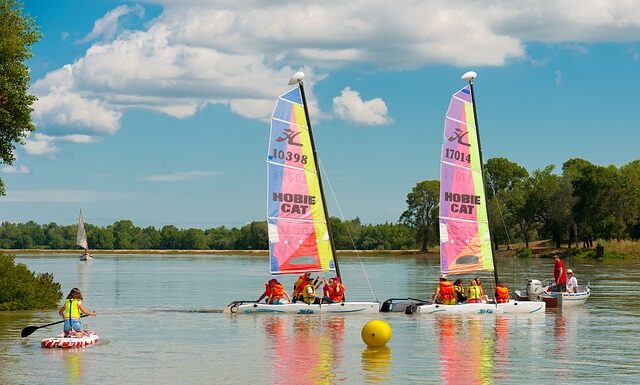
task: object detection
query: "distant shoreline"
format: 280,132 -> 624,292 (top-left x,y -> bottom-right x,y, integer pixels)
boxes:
1,248 -> 438,258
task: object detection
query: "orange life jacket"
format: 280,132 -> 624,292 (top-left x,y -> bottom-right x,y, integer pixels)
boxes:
495,286 -> 509,303
269,283 -> 285,303
326,283 -> 345,302
439,281 -> 455,300
292,275 -> 307,297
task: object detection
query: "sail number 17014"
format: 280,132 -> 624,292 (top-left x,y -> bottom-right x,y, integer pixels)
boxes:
444,148 -> 471,163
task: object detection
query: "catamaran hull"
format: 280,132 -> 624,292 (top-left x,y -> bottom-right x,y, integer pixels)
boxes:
412,300 -> 545,315
224,301 -> 380,314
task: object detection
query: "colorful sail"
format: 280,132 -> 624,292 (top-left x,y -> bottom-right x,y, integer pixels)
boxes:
76,209 -> 88,250
439,85 -> 493,275
267,86 -> 336,275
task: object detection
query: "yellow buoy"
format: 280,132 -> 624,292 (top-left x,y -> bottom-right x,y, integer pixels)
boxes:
361,319 -> 392,347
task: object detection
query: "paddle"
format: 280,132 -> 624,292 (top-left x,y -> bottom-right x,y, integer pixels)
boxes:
21,314 -> 89,338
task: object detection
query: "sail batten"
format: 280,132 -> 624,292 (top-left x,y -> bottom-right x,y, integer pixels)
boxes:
267,85 -> 336,276
439,85 -> 494,275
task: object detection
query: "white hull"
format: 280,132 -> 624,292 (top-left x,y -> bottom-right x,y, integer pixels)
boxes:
414,300 -> 545,315
541,286 -> 590,308
79,253 -> 93,261
224,301 -> 380,314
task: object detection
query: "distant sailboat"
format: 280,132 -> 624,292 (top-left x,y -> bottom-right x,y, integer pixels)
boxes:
224,72 -> 379,314
77,209 -> 93,261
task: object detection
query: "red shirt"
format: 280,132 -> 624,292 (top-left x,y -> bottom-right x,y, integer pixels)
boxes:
554,259 -> 567,284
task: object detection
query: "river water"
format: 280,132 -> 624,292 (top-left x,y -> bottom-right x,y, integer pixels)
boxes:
1,254 -> 639,385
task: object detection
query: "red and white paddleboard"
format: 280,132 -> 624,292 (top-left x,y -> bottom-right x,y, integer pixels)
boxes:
41,331 -> 99,348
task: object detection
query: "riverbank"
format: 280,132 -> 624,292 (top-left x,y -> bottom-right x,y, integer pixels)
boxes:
1,248 -> 437,258
4,239 -> 639,258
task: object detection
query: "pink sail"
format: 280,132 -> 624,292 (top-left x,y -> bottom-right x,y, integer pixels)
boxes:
266,86 -> 336,275
439,85 -> 494,275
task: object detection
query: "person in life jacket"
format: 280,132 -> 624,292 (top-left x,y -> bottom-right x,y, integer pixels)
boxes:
292,272 -> 312,303
494,282 -> 510,303
58,288 -> 96,337
301,277 -> 322,305
433,274 -> 456,305
257,279 -> 291,304
322,277 -> 346,303
466,279 -> 483,303
453,279 -> 467,303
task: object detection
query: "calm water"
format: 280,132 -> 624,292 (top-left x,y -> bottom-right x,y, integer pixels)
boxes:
1,254 -> 639,385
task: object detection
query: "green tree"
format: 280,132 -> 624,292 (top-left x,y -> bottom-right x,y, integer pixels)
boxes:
0,0 -> 41,195
400,180 -> 439,251
485,158 -> 529,250
0,254 -> 62,310
236,221 -> 268,250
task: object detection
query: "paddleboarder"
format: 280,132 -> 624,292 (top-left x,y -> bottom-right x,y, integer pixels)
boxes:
58,288 -> 96,337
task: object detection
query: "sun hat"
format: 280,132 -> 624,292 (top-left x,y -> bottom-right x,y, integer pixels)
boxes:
567,269 -> 573,274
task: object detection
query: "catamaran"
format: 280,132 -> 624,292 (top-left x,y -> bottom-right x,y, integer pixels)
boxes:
224,72 -> 379,314
383,72 -> 544,315
77,209 -> 93,261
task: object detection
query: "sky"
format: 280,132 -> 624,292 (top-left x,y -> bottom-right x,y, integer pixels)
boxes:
1,0 -> 640,229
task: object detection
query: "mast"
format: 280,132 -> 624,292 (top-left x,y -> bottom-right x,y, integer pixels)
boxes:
463,71 -> 499,287
291,73 -> 342,280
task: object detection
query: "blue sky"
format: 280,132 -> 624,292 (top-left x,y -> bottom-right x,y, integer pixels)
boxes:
2,0 -> 639,229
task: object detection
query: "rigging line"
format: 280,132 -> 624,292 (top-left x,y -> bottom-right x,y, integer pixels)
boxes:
317,158 -> 378,302
489,183 -> 530,288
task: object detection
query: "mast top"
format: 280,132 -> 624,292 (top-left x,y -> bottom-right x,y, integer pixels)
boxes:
288,71 -> 305,85
461,71 -> 477,82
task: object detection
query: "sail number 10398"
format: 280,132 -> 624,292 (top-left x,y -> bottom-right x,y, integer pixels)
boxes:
444,148 -> 471,163
272,149 -> 308,164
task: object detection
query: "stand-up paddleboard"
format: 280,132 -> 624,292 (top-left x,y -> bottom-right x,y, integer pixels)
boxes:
41,331 -> 99,348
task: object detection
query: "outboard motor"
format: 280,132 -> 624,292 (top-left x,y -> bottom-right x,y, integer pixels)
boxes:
526,279 -> 543,301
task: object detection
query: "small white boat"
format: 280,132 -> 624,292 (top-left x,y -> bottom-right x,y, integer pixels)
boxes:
77,209 -> 93,261
540,284 -> 591,308
514,280 -> 590,308
41,330 -> 99,348
224,300 -> 379,314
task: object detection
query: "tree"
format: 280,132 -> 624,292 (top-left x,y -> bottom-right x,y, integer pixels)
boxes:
485,157 -> 529,250
0,0 -> 41,195
400,180 -> 439,251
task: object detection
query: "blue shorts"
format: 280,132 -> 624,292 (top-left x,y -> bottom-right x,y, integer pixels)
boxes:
63,318 -> 82,332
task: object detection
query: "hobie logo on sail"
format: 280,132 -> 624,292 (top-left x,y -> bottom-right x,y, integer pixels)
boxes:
273,192 -> 316,214
275,128 -> 303,146
444,192 -> 480,215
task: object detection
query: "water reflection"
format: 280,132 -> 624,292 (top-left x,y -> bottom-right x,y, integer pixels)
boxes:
44,349 -> 84,385
437,316 -> 510,385
361,346 -> 392,384
264,316 -> 344,385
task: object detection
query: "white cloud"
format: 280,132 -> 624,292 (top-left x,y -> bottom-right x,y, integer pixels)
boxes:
555,70 -> 563,86
30,1 -> 640,139
333,87 -> 391,125
1,165 -> 30,174
22,139 -> 59,157
141,170 -> 220,182
77,4 -> 144,43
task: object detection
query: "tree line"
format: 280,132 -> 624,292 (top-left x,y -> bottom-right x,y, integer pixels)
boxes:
2,157 -> 639,253
400,157 -> 640,251
0,218 -> 418,251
